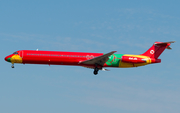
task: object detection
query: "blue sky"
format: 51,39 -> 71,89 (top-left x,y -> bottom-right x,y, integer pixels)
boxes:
0,0 -> 180,113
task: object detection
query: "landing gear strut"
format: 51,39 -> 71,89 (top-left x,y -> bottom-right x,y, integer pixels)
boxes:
93,64 -> 99,75
11,64 -> 14,68
93,67 -> 99,75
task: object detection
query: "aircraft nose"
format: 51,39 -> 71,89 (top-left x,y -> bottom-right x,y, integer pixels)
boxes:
5,56 -> 11,62
5,56 -> 8,61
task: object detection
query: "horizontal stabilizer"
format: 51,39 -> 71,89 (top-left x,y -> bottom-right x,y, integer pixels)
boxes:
154,41 -> 175,45
154,41 -> 175,50
167,46 -> 172,49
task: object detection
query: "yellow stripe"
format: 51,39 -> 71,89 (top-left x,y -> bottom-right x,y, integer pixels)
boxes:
124,54 -> 150,59
11,55 -> 22,63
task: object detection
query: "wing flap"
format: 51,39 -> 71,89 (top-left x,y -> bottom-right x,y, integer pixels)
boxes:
82,66 -> 110,71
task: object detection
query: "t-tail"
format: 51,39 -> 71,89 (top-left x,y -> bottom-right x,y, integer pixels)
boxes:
141,41 -> 175,63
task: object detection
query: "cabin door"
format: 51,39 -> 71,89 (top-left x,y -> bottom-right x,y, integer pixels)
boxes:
19,51 -> 24,58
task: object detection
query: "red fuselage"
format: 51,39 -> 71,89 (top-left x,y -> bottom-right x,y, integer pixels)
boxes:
4,41 -> 174,75
5,50 -> 109,67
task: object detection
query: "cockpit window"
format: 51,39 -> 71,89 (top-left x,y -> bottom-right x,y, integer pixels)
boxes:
13,52 -> 18,54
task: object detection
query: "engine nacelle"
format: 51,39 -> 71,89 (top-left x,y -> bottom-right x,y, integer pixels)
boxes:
121,56 -> 161,64
121,56 -> 147,63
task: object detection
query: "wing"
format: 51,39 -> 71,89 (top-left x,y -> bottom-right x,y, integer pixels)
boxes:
80,51 -> 117,66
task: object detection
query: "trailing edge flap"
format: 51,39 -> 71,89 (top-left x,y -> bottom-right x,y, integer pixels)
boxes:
80,51 -> 117,66
82,66 -> 110,71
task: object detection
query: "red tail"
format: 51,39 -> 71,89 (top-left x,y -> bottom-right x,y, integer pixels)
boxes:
141,41 -> 175,59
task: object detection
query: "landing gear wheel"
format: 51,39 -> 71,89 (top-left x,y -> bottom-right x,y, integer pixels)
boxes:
93,67 -> 99,75
94,70 -> 98,75
11,64 -> 14,68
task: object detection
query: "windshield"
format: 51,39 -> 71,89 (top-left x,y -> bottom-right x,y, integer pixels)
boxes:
13,52 -> 18,54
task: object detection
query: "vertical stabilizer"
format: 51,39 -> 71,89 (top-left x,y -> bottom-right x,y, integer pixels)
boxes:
141,41 -> 175,59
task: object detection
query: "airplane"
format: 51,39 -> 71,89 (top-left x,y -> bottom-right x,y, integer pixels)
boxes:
4,41 -> 175,75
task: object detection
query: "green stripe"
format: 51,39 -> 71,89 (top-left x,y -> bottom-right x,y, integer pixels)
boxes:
106,54 -> 124,67
7,58 -> 11,62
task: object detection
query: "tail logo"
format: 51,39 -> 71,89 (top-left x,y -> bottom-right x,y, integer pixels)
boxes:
150,50 -> 154,54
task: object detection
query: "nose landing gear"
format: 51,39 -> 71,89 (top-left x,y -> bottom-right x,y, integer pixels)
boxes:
11,63 -> 14,68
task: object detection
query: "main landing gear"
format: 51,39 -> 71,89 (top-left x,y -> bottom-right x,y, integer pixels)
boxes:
93,64 -> 100,75
93,67 -> 99,75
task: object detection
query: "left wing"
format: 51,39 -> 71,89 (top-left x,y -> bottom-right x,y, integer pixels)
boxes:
79,51 -> 117,66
